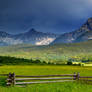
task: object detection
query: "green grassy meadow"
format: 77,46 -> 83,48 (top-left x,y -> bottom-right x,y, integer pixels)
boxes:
0,41 -> 92,92
0,65 -> 92,92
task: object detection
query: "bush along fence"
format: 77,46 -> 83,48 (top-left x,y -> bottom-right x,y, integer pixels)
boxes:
0,73 -> 92,86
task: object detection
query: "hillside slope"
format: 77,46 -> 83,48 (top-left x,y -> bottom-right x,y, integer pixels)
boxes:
0,40 -> 92,63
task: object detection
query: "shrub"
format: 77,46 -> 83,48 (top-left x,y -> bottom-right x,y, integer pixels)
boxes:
67,61 -> 72,65
34,59 -> 41,63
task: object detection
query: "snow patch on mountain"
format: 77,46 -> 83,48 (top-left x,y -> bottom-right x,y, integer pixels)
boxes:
67,38 -> 75,42
36,37 -> 55,45
88,37 -> 92,40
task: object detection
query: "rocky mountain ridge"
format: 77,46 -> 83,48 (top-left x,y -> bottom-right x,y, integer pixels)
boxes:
51,17 -> 92,44
0,29 -> 58,46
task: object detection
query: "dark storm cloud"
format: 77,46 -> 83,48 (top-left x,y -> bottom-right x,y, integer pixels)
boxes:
0,0 -> 92,34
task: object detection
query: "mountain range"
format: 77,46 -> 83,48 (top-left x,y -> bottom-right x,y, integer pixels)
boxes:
0,29 -> 58,46
0,17 -> 92,46
51,17 -> 92,44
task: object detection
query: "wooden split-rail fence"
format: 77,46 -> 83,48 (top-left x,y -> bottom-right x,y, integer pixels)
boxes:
1,73 -> 92,86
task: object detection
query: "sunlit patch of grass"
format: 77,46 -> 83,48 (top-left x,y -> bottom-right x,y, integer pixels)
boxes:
0,65 -> 92,76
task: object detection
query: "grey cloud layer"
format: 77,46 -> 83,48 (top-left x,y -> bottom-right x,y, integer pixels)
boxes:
0,0 -> 92,33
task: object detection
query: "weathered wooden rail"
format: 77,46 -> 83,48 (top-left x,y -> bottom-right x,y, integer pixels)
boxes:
6,72 -> 79,86
0,73 -> 92,86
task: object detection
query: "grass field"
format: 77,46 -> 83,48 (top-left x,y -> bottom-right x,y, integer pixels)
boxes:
0,38 -> 92,92
0,65 -> 92,92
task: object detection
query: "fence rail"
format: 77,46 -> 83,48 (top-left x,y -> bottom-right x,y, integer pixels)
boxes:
79,76 -> 92,78
15,80 -> 75,85
6,72 -> 79,86
0,74 -> 8,76
15,77 -> 73,81
1,72 -> 92,86
15,74 -> 76,77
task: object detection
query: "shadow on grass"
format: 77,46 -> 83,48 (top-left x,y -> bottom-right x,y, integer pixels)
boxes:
77,80 -> 92,85
0,77 -> 7,87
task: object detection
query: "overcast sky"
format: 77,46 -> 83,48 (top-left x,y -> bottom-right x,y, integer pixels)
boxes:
0,0 -> 92,34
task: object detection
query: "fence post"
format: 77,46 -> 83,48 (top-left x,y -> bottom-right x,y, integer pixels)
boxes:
73,72 -> 77,80
12,73 -> 15,86
77,72 -> 80,80
7,72 -> 12,86
7,72 -> 15,86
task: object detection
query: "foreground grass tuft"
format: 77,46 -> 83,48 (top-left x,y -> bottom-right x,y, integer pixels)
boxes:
0,82 -> 92,92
